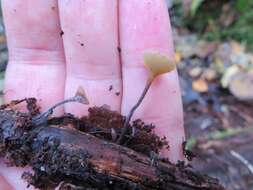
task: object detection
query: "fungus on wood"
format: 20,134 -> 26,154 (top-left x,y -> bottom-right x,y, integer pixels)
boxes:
0,53 -> 225,190
117,52 -> 176,144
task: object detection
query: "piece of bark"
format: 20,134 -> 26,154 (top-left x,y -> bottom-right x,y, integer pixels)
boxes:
0,108 -> 224,190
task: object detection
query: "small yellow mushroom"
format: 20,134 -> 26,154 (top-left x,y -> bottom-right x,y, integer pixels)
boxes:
117,52 -> 176,144
144,52 -> 176,80
75,86 -> 90,104
32,86 -> 89,126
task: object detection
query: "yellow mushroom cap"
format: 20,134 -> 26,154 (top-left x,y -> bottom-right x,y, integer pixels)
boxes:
143,52 -> 176,79
75,86 -> 90,104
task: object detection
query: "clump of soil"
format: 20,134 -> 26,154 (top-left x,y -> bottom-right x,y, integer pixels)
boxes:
47,105 -> 168,156
0,98 -> 224,190
77,106 -> 168,155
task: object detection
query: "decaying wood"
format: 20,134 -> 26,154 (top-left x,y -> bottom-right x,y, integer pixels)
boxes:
0,101 -> 225,190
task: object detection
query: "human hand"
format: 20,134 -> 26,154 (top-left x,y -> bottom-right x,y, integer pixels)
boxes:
0,0 -> 185,189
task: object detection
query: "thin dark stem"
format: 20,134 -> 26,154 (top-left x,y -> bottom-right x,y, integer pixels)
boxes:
117,80 -> 152,144
32,96 -> 87,126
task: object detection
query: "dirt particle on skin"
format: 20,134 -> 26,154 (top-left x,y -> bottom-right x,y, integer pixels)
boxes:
117,47 -> 121,53
109,85 -> 113,91
80,43 -> 84,47
60,30 -> 64,36
115,92 -> 120,96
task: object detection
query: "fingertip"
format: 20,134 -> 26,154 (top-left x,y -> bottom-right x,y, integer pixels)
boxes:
120,0 -> 185,163
0,160 -> 36,190
2,0 -> 65,114
58,0 -> 122,115
0,175 -> 13,190
154,115 -> 185,163
4,63 -> 65,115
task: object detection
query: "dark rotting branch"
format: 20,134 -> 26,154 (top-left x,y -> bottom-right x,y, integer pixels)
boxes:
0,98 -> 225,190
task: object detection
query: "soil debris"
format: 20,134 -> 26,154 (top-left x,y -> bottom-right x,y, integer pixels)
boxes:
0,98 -> 225,190
117,47 -> 121,53
109,85 -> 113,91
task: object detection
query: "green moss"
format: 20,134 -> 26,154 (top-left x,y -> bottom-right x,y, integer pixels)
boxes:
180,0 -> 253,51
0,72 -> 5,79
186,127 -> 253,151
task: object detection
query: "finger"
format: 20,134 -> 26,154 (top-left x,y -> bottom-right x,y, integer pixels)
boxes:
0,160 -> 36,190
119,0 -> 185,162
58,0 -> 121,116
0,175 -> 12,190
2,0 -> 65,114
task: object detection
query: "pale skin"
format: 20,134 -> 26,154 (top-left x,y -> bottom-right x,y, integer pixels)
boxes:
0,0 -> 185,189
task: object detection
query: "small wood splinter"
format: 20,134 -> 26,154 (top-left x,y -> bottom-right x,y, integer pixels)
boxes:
32,86 -> 89,126
117,52 -> 176,144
